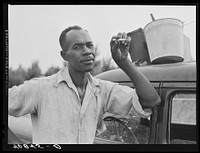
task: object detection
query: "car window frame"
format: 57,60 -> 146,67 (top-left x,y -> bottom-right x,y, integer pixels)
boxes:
157,82 -> 196,144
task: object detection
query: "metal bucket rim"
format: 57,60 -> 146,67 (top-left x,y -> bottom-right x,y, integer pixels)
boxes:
143,18 -> 183,31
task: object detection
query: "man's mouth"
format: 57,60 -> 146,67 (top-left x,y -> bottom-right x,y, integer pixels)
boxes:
81,58 -> 94,64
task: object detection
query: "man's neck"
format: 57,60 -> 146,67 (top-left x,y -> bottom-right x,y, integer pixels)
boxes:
68,67 -> 88,90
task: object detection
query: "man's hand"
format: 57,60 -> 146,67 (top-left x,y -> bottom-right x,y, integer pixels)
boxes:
110,32 -> 131,67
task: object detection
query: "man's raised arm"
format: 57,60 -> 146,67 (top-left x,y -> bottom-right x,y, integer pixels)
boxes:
110,32 -> 161,108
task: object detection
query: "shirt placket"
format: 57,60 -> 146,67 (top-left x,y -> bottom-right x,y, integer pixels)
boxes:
78,113 -> 84,143
78,85 -> 95,143
68,83 -> 88,144
78,110 -> 81,143
73,89 -> 82,144
68,84 -> 82,143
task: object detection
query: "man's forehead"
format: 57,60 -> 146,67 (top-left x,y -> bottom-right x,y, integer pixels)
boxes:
66,29 -> 92,42
62,29 -> 93,50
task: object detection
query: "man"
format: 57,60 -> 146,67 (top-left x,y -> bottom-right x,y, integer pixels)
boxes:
8,25 -> 161,144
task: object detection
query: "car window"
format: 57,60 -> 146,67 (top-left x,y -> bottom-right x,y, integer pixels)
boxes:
95,114 -> 150,144
170,93 -> 196,144
171,93 -> 196,125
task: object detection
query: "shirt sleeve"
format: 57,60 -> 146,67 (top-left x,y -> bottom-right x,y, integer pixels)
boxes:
8,79 -> 39,117
104,82 -> 152,118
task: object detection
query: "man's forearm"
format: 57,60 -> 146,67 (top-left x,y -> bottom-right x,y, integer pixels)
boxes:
118,59 -> 161,107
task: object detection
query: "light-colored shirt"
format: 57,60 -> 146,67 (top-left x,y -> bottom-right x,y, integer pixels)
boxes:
8,66 -> 151,144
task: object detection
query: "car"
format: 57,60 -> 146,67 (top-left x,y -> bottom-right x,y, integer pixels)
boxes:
7,61 -> 196,145
94,61 -> 196,144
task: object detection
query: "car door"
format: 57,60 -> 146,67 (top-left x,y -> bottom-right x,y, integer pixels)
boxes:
156,82 -> 196,144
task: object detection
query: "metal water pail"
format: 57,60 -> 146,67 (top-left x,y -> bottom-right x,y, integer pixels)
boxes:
144,18 -> 184,64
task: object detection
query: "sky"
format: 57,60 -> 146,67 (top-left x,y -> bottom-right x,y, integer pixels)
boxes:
8,5 -> 196,73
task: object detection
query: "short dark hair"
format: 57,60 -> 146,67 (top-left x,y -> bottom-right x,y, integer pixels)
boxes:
59,25 -> 83,50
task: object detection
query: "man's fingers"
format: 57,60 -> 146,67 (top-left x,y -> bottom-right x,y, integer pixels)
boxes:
122,32 -> 127,39
127,36 -> 131,41
124,36 -> 131,46
110,35 -> 120,42
110,33 -> 131,51
110,35 -> 119,48
117,32 -> 122,37
111,41 -> 119,53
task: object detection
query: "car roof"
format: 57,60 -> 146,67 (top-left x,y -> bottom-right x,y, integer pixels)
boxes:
95,61 -> 196,82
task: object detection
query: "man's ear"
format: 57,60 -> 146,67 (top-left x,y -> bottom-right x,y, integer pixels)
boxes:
60,51 -> 68,61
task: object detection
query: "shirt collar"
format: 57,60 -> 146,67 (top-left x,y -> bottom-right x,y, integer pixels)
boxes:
54,66 -> 100,89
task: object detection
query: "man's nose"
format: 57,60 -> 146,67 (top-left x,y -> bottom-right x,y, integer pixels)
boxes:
82,46 -> 92,56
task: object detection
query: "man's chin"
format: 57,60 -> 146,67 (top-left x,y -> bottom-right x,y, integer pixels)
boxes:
81,64 -> 94,72
83,67 -> 94,73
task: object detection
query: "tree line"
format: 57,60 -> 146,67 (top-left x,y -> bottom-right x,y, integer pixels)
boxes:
9,46 -> 116,88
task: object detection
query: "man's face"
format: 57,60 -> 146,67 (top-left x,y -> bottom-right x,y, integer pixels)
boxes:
61,29 -> 95,73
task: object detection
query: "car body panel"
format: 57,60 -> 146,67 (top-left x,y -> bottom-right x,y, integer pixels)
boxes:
95,61 -> 196,82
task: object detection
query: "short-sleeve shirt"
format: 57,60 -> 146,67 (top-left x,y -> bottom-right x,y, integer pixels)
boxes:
8,66 -> 151,144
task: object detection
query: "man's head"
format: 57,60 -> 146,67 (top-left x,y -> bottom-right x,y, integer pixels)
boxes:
59,25 -> 95,73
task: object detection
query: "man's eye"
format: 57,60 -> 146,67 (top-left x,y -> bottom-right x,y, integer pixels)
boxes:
87,44 -> 94,49
73,45 -> 81,50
